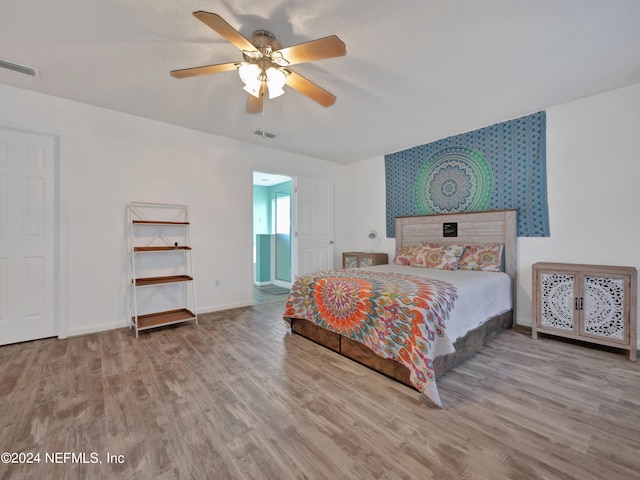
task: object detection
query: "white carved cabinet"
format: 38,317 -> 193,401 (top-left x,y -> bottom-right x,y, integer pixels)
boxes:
532,262 -> 637,361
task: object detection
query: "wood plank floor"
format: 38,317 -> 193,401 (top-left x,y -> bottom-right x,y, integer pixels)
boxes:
1,299 -> 639,479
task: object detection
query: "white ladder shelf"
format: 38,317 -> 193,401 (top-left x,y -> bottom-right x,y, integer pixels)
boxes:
129,202 -> 198,337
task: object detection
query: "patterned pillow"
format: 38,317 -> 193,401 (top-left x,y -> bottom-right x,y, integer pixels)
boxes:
458,244 -> 504,272
411,243 -> 465,270
393,245 -> 422,265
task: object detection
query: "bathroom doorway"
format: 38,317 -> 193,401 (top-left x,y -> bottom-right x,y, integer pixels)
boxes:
252,171 -> 292,304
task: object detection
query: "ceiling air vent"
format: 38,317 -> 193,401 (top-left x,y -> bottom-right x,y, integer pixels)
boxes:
254,130 -> 276,139
0,58 -> 40,77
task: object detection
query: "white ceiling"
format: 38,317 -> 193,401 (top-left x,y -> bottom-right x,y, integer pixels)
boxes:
2,1 -> 639,165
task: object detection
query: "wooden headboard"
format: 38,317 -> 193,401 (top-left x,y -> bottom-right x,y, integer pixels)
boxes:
395,209 -> 517,313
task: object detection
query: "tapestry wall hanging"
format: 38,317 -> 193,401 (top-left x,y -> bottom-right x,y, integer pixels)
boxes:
384,111 -> 549,237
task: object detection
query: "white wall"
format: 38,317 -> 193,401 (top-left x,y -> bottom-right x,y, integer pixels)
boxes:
344,81 -> 640,344
3,79 -> 639,341
0,84 -> 346,337
518,81 -> 640,330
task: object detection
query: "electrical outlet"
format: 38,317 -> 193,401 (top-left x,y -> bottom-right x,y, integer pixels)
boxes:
215,279 -> 220,287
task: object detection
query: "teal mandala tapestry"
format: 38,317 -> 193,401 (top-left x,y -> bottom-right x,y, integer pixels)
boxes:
385,111 -> 548,237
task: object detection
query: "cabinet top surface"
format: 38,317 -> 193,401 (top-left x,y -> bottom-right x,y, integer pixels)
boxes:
533,262 -> 637,274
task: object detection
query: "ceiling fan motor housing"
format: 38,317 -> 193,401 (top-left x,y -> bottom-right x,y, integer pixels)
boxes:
243,30 -> 282,61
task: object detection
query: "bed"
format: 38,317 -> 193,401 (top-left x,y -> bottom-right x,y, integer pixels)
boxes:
284,209 -> 517,407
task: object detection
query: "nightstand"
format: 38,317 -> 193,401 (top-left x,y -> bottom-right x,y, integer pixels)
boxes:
342,252 -> 388,269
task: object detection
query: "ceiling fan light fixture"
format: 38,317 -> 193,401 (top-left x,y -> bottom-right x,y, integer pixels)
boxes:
238,63 -> 260,84
242,82 -> 262,98
267,84 -> 284,99
266,67 -> 286,99
238,63 -> 262,98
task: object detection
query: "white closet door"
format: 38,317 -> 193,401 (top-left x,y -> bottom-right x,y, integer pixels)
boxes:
0,128 -> 56,345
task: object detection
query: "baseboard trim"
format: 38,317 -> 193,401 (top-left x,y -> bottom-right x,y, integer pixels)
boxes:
67,320 -> 130,338
198,300 -> 253,315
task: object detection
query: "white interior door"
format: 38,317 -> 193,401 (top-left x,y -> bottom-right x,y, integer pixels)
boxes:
0,128 -> 56,345
294,177 -> 334,277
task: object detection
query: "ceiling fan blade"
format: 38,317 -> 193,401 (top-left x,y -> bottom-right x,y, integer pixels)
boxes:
246,82 -> 266,114
285,70 -> 336,107
275,35 -> 346,66
193,11 -> 259,54
170,62 -> 239,78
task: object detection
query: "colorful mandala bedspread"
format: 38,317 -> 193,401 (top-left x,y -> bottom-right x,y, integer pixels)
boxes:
283,269 -> 458,407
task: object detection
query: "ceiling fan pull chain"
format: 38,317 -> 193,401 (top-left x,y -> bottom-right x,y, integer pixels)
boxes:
262,99 -> 267,137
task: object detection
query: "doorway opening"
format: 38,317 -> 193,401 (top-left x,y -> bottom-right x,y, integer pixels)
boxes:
252,171 -> 292,305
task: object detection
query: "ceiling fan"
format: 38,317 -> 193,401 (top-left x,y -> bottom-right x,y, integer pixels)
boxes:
170,11 -> 346,114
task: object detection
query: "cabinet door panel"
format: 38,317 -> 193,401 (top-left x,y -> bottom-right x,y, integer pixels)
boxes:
582,274 -> 626,342
360,256 -> 374,267
344,256 -> 358,268
539,272 -> 577,332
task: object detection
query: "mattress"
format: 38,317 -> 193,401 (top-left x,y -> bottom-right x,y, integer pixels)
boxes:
360,263 -> 512,341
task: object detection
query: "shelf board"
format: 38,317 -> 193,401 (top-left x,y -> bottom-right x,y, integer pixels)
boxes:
133,246 -> 191,252
133,309 -> 196,330
133,220 -> 189,226
134,275 -> 193,286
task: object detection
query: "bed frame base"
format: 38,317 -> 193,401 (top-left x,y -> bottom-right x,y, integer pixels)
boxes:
290,310 -> 513,390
